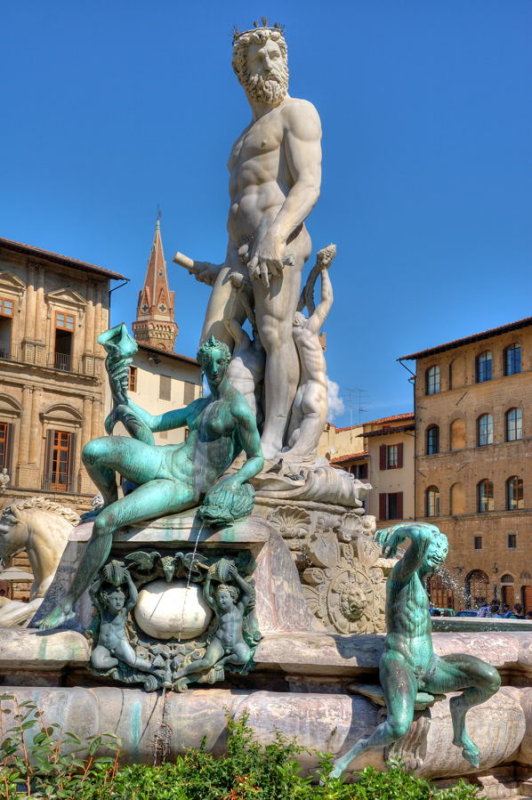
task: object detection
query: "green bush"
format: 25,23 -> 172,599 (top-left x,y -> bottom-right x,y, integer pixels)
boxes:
0,695 -> 485,800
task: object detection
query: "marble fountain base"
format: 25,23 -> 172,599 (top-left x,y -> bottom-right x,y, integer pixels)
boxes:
0,511 -> 531,797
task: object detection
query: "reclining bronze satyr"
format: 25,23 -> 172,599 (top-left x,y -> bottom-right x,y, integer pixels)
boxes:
39,325 -> 264,631
331,522 -> 501,779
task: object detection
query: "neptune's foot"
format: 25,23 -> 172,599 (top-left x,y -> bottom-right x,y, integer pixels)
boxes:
38,604 -> 75,630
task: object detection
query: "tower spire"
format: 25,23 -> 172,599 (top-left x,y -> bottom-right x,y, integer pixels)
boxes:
132,218 -> 179,352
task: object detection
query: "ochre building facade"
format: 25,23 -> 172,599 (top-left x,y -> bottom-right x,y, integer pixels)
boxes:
0,237 -> 125,511
401,316 -> 532,612
319,413 -> 415,526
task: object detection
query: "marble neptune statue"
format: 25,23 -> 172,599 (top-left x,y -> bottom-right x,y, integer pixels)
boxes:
39,331 -> 264,630
174,23 -> 322,460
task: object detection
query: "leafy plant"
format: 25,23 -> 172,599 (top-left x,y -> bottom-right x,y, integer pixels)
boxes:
0,696 -> 485,799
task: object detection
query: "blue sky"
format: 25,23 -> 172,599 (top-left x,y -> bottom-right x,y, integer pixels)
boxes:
1,1 -> 530,426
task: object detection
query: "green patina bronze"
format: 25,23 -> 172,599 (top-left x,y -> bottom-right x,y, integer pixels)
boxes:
39,326 -> 264,631
173,558 -> 259,690
331,522 -> 501,779
85,551 -> 260,692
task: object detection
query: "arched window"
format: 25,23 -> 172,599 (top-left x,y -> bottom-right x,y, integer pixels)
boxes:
426,365 -> 440,395
506,476 -> 523,510
426,425 -> 439,455
476,351 -> 492,383
477,479 -> 494,512
504,343 -> 521,376
477,414 -> 493,446
465,569 -> 489,609
505,408 -> 523,441
450,482 -> 465,515
450,418 -> 466,450
425,486 -> 440,517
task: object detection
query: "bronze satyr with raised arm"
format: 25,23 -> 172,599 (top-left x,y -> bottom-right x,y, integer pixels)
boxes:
331,522 -> 501,779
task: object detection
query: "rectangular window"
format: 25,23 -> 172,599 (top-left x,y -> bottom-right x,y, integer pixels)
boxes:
128,366 -> 138,392
55,312 -> 75,331
379,492 -> 403,521
183,380 -> 196,405
159,375 -> 171,401
44,430 -> 75,492
54,312 -> 75,371
350,463 -> 368,480
508,533 -> 517,549
0,297 -> 14,317
474,536 -> 482,550
380,443 -> 404,470
386,444 -> 398,468
0,422 -> 13,471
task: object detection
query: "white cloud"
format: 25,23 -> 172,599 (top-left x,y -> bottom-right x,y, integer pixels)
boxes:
327,378 -> 345,421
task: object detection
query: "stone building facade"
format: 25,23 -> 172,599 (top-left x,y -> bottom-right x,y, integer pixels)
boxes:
319,414 -> 415,525
400,316 -> 532,612
0,236 -> 125,512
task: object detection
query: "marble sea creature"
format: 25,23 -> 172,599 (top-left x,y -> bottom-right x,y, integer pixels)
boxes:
0,498 -> 79,627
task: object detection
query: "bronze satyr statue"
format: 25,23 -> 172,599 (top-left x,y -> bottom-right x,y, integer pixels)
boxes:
331,523 -> 501,778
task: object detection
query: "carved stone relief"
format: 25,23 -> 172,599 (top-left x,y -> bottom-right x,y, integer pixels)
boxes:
264,501 -> 387,634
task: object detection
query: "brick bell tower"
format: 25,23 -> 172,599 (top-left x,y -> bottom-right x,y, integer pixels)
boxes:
132,217 -> 179,351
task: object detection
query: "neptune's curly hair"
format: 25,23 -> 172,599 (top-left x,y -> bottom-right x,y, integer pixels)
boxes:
197,336 -> 231,369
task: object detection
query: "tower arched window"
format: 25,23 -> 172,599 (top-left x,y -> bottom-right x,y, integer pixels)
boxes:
425,486 -> 440,517
505,408 -> 523,442
425,365 -> 440,395
477,414 -> 493,446
477,479 -> 494,513
506,476 -> 523,510
426,425 -> 439,455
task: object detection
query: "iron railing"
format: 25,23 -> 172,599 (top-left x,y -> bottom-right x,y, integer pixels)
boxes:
53,352 -> 72,371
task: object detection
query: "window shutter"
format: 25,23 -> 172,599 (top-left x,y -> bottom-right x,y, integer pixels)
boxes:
7,423 -> 13,471
183,381 -> 195,405
44,430 -> 54,489
67,433 -> 76,492
159,375 -> 171,401
379,445 -> 386,471
379,493 -> 387,520
397,442 -> 404,468
397,492 -> 403,520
